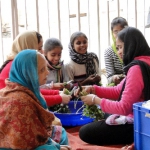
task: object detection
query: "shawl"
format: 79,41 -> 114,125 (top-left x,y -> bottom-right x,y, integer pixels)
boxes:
0,80 -> 54,150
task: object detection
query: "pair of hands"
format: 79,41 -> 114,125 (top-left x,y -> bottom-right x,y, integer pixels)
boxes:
51,80 -> 73,90
74,86 -> 100,106
51,83 -> 71,90
59,85 -> 95,105
82,74 -> 101,85
59,83 -> 99,106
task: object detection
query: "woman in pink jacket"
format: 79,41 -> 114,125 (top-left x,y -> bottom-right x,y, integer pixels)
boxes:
78,27 -> 150,146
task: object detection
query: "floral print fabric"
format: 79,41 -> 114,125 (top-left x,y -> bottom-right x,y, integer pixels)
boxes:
0,79 -> 54,150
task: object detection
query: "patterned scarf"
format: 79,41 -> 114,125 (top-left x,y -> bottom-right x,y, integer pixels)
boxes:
46,56 -> 64,82
0,80 -> 54,149
68,43 -> 99,77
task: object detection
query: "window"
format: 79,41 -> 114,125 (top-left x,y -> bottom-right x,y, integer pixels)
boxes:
0,0 -> 150,70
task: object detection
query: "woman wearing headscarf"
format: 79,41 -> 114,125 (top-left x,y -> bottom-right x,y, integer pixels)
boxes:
0,30 -> 43,89
0,50 -> 71,150
0,30 -> 71,109
65,31 -> 101,86
75,27 -> 150,146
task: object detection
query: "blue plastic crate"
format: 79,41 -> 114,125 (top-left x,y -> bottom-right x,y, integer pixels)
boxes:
133,102 -> 150,150
53,101 -> 93,126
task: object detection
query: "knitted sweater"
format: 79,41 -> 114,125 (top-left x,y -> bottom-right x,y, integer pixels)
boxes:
104,46 -> 123,84
65,58 -> 100,83
95,56 -> 150,118
0,61 -> 62,106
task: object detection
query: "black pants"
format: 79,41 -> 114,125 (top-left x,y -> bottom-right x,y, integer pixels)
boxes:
79,119 -> 133,145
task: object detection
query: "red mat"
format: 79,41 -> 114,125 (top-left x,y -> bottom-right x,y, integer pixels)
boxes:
66,126 -> 125,150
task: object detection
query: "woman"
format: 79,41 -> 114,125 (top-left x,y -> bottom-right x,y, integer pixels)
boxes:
104,17 -> 128,85
41,37 -> 71,91
0,50 -> 71,150
0,30 -> 71,108
76,27 -> 150,146
65,31 -> 101,86
0,30 -> 43,89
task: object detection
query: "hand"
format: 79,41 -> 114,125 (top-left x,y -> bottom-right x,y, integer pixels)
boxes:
64,83 -> 72,90
60,92 -> 72,104
83,74 -> 101,85
74,85 -> 93,97
84,74 -> 96,85
81,94 -> 97,105
112,74 -> 125,85
60,145 -> 72,150
63,80 -> 74,90
93,74 -> 101,84
52,83 -> 64,90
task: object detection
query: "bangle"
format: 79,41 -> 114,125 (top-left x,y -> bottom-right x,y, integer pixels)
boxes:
92,95 -> 96,104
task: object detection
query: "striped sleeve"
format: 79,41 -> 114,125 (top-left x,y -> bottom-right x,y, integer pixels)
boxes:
104,46 -> 123,84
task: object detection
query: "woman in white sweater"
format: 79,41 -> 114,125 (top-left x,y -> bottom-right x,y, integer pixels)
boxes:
65,31 -> 101,86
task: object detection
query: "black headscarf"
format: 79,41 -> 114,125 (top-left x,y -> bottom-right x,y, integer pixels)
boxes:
69,31 -> 99,77
117,27 -> 150,101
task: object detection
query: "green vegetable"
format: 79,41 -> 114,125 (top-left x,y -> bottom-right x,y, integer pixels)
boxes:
64,88 -> 70,95
79,90 -> 88,96
82,105 -> 104,121
78,89 -> 104,121
107,82 -> 115,87
48,88 -> 71,113
63,82 -> 67,87
49,103 -> 70,113
49,88 -> 105,120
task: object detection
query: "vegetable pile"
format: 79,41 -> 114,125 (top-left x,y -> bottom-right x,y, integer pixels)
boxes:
48,88 -> 104,121
48,88 -> 71,113
79,89 -> 104,121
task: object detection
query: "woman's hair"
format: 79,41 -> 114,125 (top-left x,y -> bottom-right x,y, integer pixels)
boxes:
117,27 -> 150,66
70,31 -> 88,48
111,17 -> 128,31
43,38 -> 63,54
36,32 -> 42,44
117,27 -> 150,101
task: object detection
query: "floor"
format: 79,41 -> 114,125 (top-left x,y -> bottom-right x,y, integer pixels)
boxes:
65,126 -> 125,150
